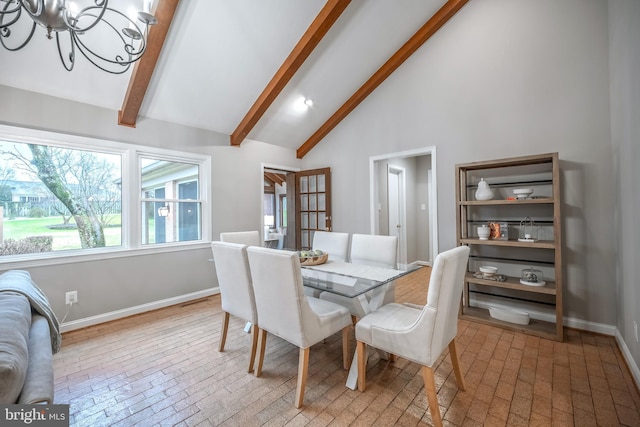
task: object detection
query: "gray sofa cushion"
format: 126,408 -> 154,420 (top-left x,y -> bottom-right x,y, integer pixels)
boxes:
19,315 -> 53,404
0,292 -> 31,403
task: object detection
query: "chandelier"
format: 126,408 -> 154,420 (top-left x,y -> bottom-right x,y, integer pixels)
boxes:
0,0 -> 157,74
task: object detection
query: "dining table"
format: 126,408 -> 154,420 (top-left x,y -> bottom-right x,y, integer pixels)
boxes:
300,260 -> 422,390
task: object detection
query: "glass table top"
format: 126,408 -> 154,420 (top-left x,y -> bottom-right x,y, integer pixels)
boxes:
300,262 -> 422,298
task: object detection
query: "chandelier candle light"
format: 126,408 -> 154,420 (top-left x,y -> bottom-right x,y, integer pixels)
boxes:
0,0 -> 157,73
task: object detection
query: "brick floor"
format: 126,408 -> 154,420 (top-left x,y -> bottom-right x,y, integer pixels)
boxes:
54,266 -> 640,426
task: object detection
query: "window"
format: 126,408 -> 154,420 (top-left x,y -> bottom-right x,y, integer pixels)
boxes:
140,158 -> 202,245
0,125 -> 209,261
0,140 -> 122,255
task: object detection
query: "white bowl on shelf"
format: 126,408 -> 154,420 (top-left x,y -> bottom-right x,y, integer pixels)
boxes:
489,306 -> 530,325
513,188 -> 534,199
479,266 -> 498,275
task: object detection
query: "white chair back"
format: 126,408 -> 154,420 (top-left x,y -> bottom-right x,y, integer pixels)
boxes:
312,231 -> 349,262
220,231 -> 260,246
247,246 -> 352,408
211,241 -> 257,324
424,245 -> 470,363
409,246 -> 470,366
247,247 -> 316,348
350,234 -> 397,268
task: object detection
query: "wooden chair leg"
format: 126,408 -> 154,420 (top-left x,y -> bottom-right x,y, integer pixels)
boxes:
357,340 -> 367,392
351,315 -> 358,325
255,329 -> 267,377
247,325 -> 259,373
342,327 -> 351,370
218,312 -> 230,352
422,366 -> 443,427
448,339 -> 466,391
388,354 -> 396,363
295,347 -> 310,408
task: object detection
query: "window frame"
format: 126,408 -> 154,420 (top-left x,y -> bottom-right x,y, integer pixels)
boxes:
0,124 -> 211,269
138,153 -> 206,246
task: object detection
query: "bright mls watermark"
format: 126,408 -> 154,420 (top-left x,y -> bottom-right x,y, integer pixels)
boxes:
1,405 -> 69,426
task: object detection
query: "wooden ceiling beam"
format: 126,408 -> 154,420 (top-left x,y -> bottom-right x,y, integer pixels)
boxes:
230,0 -> 352,146
118,0 -> 181,127
296,0 -> 469,158
264,172 -> 287,186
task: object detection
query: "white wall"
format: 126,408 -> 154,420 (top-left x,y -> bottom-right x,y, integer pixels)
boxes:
302,0 -> 617,331
609,0 -> 640,379
211,140 -> 300,239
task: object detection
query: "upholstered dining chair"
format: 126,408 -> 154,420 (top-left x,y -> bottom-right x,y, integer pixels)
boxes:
312,231 -> 349,262
246,246 -> 352,408
349,233 -> 398,269
320,234 -> 398,319
355,245 -> 470,427
211,241 -> 259,373
220,230 -> 260,246
304,231 -> 350,297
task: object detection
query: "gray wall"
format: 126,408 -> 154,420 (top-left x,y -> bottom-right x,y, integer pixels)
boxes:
609,0 -> 640,375
0,85 -> 302,327
301,0 -> 617,333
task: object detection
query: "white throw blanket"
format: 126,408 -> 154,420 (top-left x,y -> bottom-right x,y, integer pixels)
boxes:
0,270 -> 61,353
303,261 -> 403,283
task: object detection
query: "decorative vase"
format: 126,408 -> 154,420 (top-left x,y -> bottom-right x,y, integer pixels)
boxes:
477,224 -> 491,240
475,178 -> 494,201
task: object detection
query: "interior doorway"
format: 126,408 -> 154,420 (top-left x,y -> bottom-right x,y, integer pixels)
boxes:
262,164 -> 333,250
369,147 -> 437,265
387,165 -> 407,264
262,165 -> 296,249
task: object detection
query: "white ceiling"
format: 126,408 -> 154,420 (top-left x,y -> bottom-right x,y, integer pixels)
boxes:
0,0 -> 445,152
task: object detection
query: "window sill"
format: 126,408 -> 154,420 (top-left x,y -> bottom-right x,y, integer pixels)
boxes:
0,242 -> 212,270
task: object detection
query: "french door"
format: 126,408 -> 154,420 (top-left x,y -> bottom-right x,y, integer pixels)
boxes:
294,167 -> 332,250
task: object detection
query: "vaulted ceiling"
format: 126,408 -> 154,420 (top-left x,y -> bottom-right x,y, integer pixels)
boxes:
0,0 -> 469,157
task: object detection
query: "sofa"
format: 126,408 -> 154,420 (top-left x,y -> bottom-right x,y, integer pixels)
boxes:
0,270 -> 61,404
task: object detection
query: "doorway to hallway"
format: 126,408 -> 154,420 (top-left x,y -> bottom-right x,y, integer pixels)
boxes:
369,147 -> 437,265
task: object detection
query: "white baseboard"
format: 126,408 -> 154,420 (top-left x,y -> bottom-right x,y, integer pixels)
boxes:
470,295 -> 638,388
616,330 -> 640,390
60,288 -> 220,333
471,295 -> 618,336
415,260 -> 433,267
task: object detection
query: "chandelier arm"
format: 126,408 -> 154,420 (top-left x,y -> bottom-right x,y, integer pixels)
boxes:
72,30 -> 134,74
0,8 -> 22,30
0,19 -> 36,51
18,0 -> 43,19
56,30 -> 74,71
1,0 -> 24,18
73,12 -> 146,66
63,2 -> 109,34
1,0 -> 25,29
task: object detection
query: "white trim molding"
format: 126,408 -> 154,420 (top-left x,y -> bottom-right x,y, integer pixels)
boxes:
616,330 -> 640,390
60,288 -> 219,333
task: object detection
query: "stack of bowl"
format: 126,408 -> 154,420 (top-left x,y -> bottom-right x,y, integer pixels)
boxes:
479,265 -> 498,279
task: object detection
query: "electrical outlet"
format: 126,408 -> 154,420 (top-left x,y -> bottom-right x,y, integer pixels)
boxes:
634,321 -> 638,343
65,291 -> 78,305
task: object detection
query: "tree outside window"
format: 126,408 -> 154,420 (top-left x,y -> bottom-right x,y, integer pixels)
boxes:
0,140 -> 122,255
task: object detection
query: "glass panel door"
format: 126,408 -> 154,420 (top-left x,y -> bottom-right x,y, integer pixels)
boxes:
295,167 -> 331,250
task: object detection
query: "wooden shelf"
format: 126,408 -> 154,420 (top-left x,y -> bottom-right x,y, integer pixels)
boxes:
465,272 -> 556,295
460,238 -> 555,249
456,153 -> 563,341
460,306 -> 558,340
458,198 -> 554,206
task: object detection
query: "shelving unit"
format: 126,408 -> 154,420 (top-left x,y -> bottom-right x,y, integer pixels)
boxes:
455,153 -> 563,341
